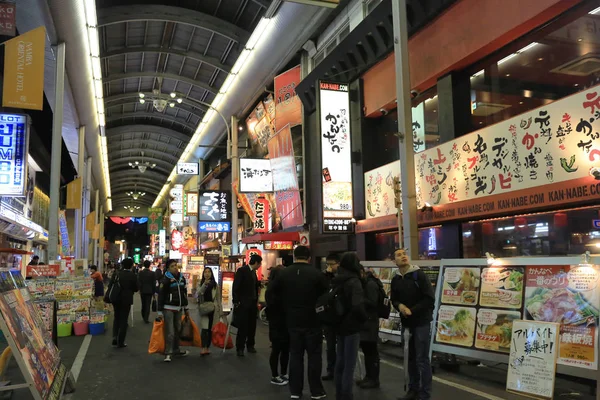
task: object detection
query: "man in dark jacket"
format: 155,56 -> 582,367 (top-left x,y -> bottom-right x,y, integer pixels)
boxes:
322,253 -> 340,381
111,258 -> 139,348
265,265 -> 289,386
269,246 -> 328,400
358,269 -> 383,389
332,253 -> 367,400
232,255 -> 261,356
157,259 -> 190,362
138,260 -> 156,323
390,249 -> 435,400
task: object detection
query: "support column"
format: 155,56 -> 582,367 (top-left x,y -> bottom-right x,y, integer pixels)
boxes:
392,0 -> 418,258
74,126 -> 85,258
93,189 -> 99,266
83,157 -> 92,260
98,206 -> 104,270
231,117 -> 239,255
48,42 -> 66,261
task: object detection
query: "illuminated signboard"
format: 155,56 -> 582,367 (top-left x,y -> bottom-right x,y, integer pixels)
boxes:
158,229 -> 166,256
264,241 -> 294,250
198,221 -> 231,233
199,190 -> 231,222
0,113 -> 28,196
239,158 -> 273,193
177,162 -> 199,175
318,81 -> 353,233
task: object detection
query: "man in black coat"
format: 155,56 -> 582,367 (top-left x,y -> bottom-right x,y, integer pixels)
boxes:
111,258 -> 139,348
269,246 -> 329,400
232,255 -> 261,356
358,269 -> 383,389
322,253 -> 340,381
138,260 -> 156,323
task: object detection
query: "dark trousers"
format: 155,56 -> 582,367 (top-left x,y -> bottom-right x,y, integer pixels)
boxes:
335,333 -> 360,400
140,294 -> 153,322
289,327 -> 325,397
360,341 -> 380,383
269,339 -> 290,377
235,304 -> 257,351
201,313 -> 214,348
407,324 -> 433,400
112,303 -> 131,346
325,327 -> 337,374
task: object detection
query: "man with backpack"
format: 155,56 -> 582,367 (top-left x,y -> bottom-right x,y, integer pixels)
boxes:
390,249 -> 435,400
107,258 -> 139,348
357,267 -> 388,389
269,246 -> 328,400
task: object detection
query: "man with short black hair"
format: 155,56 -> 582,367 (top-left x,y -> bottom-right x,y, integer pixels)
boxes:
111,258 -> 139,348
232,254 -> 262,356
270,246 -> 329,400
138,260 -> 156,323
322,253 -> 340,381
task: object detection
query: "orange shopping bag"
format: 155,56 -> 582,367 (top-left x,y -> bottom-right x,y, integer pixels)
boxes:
212,321 -> 233,349
148,319 -> 165,354
179,316 -> 202,347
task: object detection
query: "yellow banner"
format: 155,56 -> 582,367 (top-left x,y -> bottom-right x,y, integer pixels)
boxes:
66,177 -> 82,209
3,26 -> 46,110
86,211 -> 96,232
91,224 -> 100,240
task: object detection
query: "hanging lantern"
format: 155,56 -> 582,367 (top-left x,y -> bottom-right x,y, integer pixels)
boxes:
109,217 -> 131,225
553,213 -> 568,228
515,217 -> 527,231
482,222 -> 494,236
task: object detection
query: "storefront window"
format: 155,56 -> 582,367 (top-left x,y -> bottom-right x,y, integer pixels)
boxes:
468,5 -> 600,132
367,227 -> 442,261
412,88 -> 440,151
463,206 -> 600,257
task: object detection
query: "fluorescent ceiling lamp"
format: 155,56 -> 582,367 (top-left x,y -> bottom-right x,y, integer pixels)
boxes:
83,0 -> 98,26
246,18 -> 271,49
99,113 -> 106,127
202,108 -> 215,124
107,198 -> 112,212
517,42 -> 538,53
471,69 -> 484,78
220,73 -> 236,93
212,93 -> 226,109
231,49 -> 251,74
88,26 -> 100,57
497,53 -> 517,65
94,79 -> 103,98
96,98 -> 105,114
91,58 -> 102,79
590,6 -> 600,14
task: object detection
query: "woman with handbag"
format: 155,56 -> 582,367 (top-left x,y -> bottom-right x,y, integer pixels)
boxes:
197,267 -> 222,355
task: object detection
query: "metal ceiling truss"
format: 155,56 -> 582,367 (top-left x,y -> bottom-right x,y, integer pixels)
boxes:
112,196 -> 154,206
105,101 -> 205,122
106,125 -> 192,143
104,72 -> 217,96
102,47 -> 230,74
109,155 -> 178,171
111,180 -> 164,194
107,139 -> 184,157
108,150 -> 180,169
106,113 -> 197,132
97,5 -> 250,44
105,93 -> 208,114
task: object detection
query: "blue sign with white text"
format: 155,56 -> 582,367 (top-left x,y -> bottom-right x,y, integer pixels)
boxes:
593,220 -> 600,229
0,113 -> 28,196
198,222 -> 231,233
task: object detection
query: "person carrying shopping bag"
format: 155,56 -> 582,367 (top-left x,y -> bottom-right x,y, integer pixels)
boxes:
197,267 -> 223,355
157,260 -> 190,363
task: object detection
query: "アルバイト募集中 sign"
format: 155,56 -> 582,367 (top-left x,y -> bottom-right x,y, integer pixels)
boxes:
0,114 -> 28,196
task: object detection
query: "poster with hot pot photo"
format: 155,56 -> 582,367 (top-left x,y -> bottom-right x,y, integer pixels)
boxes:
441,267 -> 481,305
525,265 -> 600,369
480,267 -> 524,309
435,305 -> 476,347
475,309 -> 521,353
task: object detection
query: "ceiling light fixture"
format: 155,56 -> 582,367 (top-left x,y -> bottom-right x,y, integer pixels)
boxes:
126,190 -> 146,200
123,205 -> 141,213
139,85 -> 182,112
128,152 -> 156,173
590,6 -> 600,15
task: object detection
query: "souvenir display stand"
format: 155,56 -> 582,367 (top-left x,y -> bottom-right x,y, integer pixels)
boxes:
430,256 -> 600,382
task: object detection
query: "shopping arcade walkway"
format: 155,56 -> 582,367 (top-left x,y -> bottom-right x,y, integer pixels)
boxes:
4,298 -> 596,400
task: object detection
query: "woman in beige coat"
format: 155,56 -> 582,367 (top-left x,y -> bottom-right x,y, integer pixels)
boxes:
197,267 -> 222,355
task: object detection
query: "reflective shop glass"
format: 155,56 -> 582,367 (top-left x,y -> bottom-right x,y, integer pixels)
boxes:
467,5 -> 600,132
367,227 -> 442,261
462,206 -> 600,258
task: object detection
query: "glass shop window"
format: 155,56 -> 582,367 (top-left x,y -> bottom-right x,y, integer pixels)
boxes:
413,87 -> 440,152
462,206 -> 600,257
367,227 -> 442,261
467,5 -> 600,132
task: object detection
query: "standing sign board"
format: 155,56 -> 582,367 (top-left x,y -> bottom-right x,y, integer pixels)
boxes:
0,114 -> 29,196
506,320 -> 559,399
318,81 -> 353,234
221,271 -> 235,312
239,158 -> 273,193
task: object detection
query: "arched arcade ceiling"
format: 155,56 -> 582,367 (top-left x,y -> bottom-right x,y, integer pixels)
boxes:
97,0 -> 270,215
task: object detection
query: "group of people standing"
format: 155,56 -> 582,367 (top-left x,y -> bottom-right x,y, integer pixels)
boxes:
262,246 -> 435,400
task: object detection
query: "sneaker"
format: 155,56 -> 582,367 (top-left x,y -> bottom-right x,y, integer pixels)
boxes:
176,350 -> 189,357
164,355 -> 172,363
311,394 -> 326,400
280,374 -> 289,381
290,396 -> 301,399
247,347 -> 257,353
270,376 -> 287,386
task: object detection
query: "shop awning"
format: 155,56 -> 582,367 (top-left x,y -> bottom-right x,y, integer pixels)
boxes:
356,215 -> 398,234
242,232 -> 300,244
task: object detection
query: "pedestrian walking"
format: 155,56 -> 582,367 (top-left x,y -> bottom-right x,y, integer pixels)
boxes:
265,265 -> 289,386
197,267 -> 222,355
322,253 -> 340,381
357,268 -> 383,389
111,258 -> 139,348
232,255 -> 261,356
138,260 -> 156,323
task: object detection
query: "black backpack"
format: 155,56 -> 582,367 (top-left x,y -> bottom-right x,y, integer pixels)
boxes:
316,284 -> 346,326
375,278 -> 391,319
104,272 -> 121,304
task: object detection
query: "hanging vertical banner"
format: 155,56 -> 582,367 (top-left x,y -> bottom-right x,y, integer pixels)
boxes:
66,177 -> 82,209
58,210 -> 70,256
319,81 -> 353,233
268,125 -> 303,229
147,207 -> 163,235
253,198 -> 269,233
185,192 -> 199,217
232,180 -> 255,220
0,2 -> 16,37
274,65 -> 302,132
3,26 -> 46,110
85,211 -> 96,232
158,229 -> 166,256
412,102 -> 426,153
0,113 -> 29,196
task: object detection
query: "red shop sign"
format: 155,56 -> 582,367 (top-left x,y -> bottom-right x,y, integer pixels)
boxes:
26,264 -> 60,278
253,198 -> 269,234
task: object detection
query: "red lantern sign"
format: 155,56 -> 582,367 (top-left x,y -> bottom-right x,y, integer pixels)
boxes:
253,198 -> 270,234
246,248 -> 263,280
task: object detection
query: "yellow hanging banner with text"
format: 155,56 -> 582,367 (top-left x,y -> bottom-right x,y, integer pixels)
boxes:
91,224 -> 100,240
3,26 -> 46,110
86,211 -> 96,232
66,178 -> 82,209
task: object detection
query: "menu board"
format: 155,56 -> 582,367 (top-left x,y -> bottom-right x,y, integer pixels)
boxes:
435,305 -> 476,347
525,265 -> 600,369
506,320 -> 559,399
480,267 -> 524,309
441,267 -> 481,305
475,309 -> 521,353
221,271 -> 234,312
